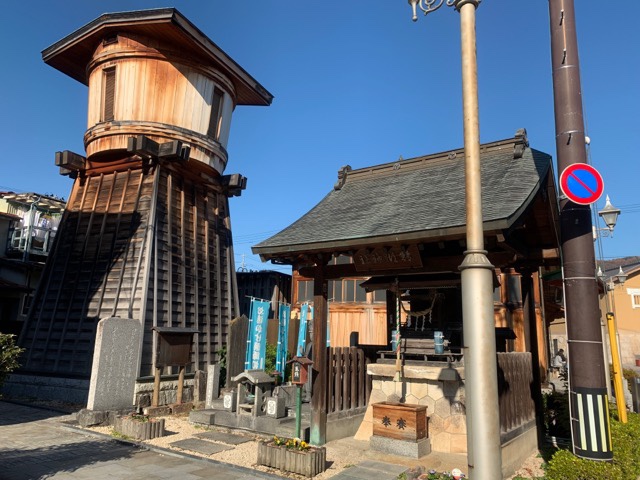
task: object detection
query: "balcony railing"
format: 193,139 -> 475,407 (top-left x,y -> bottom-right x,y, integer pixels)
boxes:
8,225 -> 57,258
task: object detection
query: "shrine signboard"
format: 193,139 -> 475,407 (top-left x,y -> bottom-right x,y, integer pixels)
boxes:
353,245 -> 422,272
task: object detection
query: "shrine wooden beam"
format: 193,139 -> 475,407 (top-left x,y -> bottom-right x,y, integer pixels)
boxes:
298,251 -> 518,280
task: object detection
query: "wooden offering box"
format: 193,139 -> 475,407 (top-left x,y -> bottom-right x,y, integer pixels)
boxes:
372,402 -> 428,441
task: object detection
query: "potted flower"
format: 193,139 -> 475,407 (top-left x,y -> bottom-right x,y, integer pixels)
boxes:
257,435 -> 326,477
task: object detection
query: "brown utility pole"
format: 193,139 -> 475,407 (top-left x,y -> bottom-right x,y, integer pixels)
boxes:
548,0 -> 612,460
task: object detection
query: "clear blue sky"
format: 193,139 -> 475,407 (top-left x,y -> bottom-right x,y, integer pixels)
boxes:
1,1 -> 638,274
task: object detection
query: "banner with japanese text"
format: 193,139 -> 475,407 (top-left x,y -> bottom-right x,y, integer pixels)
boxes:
296,303 -> 310,356
245,298 -> 270,370
275,303 -> 290,377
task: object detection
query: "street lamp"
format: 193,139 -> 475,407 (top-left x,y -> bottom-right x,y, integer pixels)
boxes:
602,265 -> 629,424
596,195 -> 621,237
405,1 -> 502,478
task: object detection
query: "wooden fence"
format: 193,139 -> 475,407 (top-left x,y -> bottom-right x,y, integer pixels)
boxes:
326,347 -> 373,414
497,352 -> 536,441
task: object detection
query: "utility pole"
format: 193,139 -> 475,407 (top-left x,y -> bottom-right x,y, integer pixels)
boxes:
548,0 -> 612,460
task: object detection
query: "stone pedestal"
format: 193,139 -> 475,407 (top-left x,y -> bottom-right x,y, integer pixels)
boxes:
370,435 -> 431,458
266,396 -> 286,418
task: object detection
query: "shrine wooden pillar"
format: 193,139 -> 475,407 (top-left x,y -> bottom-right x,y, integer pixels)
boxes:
310,259 -> 328,445
520,268 -> 544,443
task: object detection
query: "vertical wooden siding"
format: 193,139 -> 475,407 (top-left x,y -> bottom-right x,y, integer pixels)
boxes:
139,166 -> 235,376
328,306 -> 387,347
20,163 -> 237,380
497,352 -> 536,435
21,168 -> 154,375
326,347 -> 372,414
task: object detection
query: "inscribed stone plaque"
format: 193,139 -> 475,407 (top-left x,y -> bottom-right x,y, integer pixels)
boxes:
87,317 -> 143,411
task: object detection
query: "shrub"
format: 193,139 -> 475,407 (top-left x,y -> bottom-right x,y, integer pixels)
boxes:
0,333 -> 24,389
545,411 -> 640,480
545,449 -> 622,480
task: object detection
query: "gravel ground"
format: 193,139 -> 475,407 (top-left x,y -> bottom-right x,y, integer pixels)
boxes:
88,415 -> 370,480
506,453 -> 546,479
87,414 -> 548,480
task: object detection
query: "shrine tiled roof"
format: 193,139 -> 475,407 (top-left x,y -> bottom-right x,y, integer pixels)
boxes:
253,130 -> 552,259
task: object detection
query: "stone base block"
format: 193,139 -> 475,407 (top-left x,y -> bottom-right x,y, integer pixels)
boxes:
189,409 -> 216,425
170,402 -> 193,415
370,434 -> 431,459
144,405 -> 172,416
76,408 -> 134,427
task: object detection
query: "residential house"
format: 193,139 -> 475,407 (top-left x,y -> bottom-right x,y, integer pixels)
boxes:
0,192 -> 65,335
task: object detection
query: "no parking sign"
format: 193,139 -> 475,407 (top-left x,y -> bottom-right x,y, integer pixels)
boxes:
559,163 -> 604,205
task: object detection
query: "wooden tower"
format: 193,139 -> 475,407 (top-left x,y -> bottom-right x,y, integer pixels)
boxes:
16,9 -> 272,404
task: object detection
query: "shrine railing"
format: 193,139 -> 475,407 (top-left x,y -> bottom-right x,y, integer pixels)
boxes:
326,346 -> 372,414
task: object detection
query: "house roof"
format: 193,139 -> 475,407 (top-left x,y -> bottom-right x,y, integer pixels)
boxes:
1,192 -> 66,214
42,8 -> 273,107
253,131 -> 553,262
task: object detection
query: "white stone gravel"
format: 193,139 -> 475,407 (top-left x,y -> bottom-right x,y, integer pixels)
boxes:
87,414 -> 547,479
88,415 -> 369,480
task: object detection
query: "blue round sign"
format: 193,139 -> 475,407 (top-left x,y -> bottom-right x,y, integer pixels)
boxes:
559,164 -> 604,205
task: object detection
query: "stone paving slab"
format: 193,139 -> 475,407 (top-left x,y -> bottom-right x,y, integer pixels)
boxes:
194,431 -> 252,445
169,438 -> 234,455
0,401 -> 284,480
329,460 -> 409,480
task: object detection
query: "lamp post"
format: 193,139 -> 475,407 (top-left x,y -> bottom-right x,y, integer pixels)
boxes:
595,198 -> 626,423
596,196 -> 621,238
602,267 -> 628,423
406,1 -> 501,478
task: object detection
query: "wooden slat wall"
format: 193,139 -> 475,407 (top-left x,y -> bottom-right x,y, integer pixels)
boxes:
327,305 -> 387,347
326,347 -> 371,414
21,168 -> 154,376
20,163 -> 238,380
497,352 -> 536,435
139,165 -> 236,377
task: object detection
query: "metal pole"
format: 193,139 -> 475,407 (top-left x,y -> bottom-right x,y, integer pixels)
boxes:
296,385 -> 302,439
455,2 -> 502,478
607,312 -> 627,423
548,0 -> 612,460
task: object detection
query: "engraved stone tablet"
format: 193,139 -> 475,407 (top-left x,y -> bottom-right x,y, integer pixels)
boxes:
87,317 -> 142,410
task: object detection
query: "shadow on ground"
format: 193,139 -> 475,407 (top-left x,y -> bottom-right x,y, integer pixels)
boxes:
0,438 -> 140,480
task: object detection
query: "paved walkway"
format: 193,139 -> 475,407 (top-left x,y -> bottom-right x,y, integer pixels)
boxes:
0,401 -> 283,480
0,400 -> 467,480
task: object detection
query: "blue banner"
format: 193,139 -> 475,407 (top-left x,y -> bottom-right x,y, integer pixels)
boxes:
297,303 -> 310,356
245,298 -> 270,370
275,304 -> 290,377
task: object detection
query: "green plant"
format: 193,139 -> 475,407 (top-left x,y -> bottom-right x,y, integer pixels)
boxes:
0,333 -> 25,388
545,411 -> 640,480
110,430 -> 132,440
265,343 -> 277,375
272,435 -> 311,452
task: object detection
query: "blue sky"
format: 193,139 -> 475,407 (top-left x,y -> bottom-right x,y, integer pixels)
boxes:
1,1 -> 638,274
